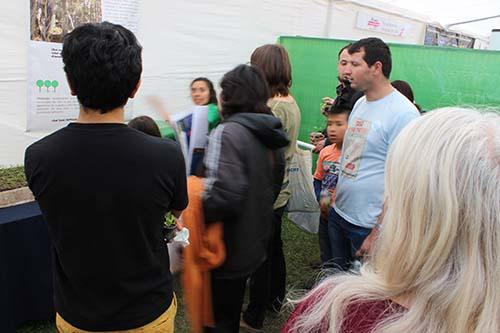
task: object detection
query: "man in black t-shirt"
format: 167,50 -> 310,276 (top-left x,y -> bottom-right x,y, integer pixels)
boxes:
24,22 -> 188,332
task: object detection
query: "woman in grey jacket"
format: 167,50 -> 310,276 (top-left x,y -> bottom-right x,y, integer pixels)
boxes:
202,64 -> 289,333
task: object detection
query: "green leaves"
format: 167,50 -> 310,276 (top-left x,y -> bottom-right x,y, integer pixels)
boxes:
164,212 -> 176,228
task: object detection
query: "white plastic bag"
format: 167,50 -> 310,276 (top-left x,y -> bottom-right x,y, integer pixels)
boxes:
285,147 -> 320,234
167,227 -> 190,273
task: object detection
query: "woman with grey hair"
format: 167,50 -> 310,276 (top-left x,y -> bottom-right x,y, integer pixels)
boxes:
283,107 -> 500,333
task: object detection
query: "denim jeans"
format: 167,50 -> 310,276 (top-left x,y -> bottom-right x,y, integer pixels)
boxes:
327,208 -> 372,271
318,216 -> 332,265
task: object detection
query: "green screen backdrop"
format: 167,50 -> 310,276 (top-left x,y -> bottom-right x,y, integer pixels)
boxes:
278,36 -> 500,142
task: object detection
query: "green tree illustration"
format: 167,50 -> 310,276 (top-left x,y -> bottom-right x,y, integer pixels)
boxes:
44,80 -> 52,92
51,80 -> 59,92
36,79 -> 44,92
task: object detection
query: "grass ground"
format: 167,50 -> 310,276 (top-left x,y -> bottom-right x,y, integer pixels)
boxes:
0,166 -> 27,192
17,218 -> 319,333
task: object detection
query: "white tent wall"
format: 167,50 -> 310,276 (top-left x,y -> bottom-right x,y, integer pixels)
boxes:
1,2 -> 29,132
0,0 -> 486,166
0,2 -> 41,167
0,0 -> 331,167
134,0 -> 330,121
134,0 -> 428,124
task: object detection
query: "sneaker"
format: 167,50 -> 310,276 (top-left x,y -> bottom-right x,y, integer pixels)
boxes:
239,317 -> 263,333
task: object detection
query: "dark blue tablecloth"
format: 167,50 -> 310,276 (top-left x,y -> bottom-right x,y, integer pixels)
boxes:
0,201 -> 54,332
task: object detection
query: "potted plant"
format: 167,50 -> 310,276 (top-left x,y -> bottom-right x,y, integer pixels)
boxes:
162,212 -> 177,243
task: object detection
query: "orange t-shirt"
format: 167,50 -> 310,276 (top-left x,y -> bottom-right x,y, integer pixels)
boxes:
313,144 -> 342,205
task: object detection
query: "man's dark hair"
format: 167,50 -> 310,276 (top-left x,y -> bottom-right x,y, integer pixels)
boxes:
250,44 -> 292,97
348,37 -> 392,78
338,43 -> 352,58
62,22 -> 142,113
191,77 -> 218,105
219,64 -> 271,118
128,116 -> 161,137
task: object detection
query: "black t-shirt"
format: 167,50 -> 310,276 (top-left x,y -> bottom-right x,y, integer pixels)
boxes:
24,123 -> 188,331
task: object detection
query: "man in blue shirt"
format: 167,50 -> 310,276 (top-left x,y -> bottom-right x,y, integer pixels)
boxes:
329,37 -> 420,271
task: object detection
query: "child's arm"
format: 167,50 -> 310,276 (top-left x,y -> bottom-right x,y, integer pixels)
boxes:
313,150 -> 325,202
313,178 -> 322,202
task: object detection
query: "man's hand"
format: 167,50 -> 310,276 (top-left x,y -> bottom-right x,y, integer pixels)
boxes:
313,138 -> 326,154
171,209 -> 184,230
357,204 -> 386,258
320,203 -> 329,220
356,227 -> 379,258
310,132 -> 325,144
175,219 -> 184,231
322,97 -> 335,106
321,97 -> 335,115
310,132 -> 325,153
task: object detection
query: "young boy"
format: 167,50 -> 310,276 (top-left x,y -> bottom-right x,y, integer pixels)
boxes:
313,104 -> 349,267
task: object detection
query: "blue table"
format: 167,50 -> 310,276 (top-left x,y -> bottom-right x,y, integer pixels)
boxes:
0,201 -> 54,332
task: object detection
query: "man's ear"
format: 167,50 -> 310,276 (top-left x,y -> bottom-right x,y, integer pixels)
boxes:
66,74 -> 77,96
372,61 -> 383,76
130,79 -> 141,98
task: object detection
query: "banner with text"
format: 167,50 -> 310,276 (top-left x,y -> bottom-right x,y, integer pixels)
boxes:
356,11 -> 411,37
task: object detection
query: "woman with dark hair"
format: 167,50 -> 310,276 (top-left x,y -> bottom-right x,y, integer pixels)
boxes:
391,80 -> 422,113
184,78 -> 221,175
191,77 -> 218,106
202,64 -> 289,332
190,77 -> 220,131
241,44 -> 301,331
128,115 -> 162,137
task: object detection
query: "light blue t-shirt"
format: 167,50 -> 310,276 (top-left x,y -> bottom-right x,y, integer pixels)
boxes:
334,89 -> 419,228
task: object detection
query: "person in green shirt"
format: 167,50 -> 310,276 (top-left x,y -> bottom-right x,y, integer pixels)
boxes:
190,77 -> 220,130
155,78 -> 220,138
188,77 -> 220,174
151,78 -> 221,175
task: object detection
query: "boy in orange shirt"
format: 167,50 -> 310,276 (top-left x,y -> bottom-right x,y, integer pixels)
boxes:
313,104 -> 350,268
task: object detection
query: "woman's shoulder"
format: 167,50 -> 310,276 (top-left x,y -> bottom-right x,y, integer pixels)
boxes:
283,288 -> 404,333
269,96 -> 298,108
342,299 -> 404,332
269,97 -> 301,124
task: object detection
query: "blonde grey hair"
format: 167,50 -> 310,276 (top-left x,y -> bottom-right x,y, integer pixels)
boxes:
288,107 -> 500,332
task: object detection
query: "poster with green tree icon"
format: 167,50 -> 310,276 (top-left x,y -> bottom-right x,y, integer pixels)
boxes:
27,0 -> 140,131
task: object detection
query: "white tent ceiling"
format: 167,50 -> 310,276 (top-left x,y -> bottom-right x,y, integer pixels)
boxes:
375,0 -> 500,37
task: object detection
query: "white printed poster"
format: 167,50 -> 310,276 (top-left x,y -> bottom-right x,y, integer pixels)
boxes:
356,11 -> 411,37
27,0 -> 140,131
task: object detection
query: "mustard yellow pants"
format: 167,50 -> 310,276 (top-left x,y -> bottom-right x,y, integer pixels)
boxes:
56,295 -> 177,333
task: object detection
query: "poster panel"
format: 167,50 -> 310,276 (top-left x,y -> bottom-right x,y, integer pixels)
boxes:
27,0 -> 140,131
424,25 -> 475,49
356,11 -> 411,37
